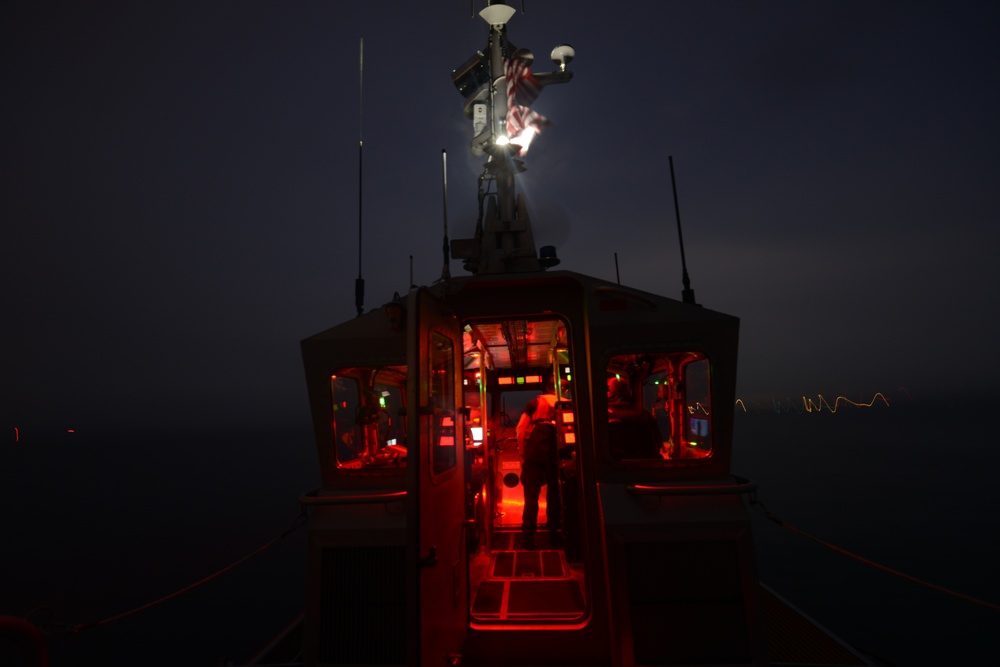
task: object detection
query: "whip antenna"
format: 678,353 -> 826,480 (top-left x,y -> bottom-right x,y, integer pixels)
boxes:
355,38 -> 365,316
439,149 -> 451,280
669,155 -> 697,305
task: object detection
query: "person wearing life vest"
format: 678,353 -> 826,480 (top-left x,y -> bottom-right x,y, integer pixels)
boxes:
516,377 -> 562,550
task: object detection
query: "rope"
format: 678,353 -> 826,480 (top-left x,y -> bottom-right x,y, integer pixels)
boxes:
69,511 -> 307,634
749,497 -> 1000,612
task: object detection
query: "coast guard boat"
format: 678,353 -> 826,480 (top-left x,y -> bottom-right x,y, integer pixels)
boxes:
267,4 -> 880,666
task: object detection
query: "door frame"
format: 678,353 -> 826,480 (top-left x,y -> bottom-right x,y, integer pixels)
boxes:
406,287 -> 468,664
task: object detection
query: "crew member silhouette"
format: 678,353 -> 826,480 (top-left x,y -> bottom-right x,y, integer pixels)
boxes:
516,377 -> 562,550
607,377 -> 662,459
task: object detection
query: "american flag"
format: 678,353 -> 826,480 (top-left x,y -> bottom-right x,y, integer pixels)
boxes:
505,52 -> 548,144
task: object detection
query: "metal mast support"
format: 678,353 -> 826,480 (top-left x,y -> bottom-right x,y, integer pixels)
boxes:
448,3 -> 574,275
481,4 -> 536,273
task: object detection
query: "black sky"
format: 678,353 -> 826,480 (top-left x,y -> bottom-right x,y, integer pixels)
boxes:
3,1 -> 999,432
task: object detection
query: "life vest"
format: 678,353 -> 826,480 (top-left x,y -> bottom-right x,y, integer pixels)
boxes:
523,394 -> 558,463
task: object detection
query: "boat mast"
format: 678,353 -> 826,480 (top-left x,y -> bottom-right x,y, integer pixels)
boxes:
449,2 -> 574,275
483,4 -> 517,229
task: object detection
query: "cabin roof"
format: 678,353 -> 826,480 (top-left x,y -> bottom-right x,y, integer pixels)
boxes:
435,269 -> 738,325
302,269 -> 738,356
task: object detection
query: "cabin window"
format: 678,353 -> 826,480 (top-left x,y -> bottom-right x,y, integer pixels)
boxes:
430,332 -> 457,476
330,367 -> 407,469
606,352 -> 713,461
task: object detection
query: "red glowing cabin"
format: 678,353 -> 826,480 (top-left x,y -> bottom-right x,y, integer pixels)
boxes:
284,5 -> 875,667
300,272 -> 762,666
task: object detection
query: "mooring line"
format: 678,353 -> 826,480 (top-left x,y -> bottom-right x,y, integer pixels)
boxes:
749,498 -> 999,612
69,511 -> 307,634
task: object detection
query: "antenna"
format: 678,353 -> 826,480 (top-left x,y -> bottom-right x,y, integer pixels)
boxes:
614,252 -> 621,284
472,1 -> 525,17
668,155 -> 697,305
439,149 -> 451,280
355,38 -> 365,317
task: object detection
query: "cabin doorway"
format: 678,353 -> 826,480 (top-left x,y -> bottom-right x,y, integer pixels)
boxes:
462,316 -> 588,624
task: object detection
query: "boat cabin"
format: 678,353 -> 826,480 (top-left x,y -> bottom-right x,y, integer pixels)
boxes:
299,271 -> 764,666
287,5 -> 874,666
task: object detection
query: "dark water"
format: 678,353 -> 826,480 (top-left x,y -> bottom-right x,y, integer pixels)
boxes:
733,397 -> 999,666
2,425 -> 318,665
3,401 -> 997,665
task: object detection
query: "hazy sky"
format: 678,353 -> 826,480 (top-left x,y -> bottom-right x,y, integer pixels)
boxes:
3,1 -> 998,431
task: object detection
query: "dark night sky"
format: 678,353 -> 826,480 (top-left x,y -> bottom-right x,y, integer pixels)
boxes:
3,1 -> 999,432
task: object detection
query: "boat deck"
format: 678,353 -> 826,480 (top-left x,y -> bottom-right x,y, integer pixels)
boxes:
761,584 -> 873,665
250,538 -> 877,666
470,531 -> 587,622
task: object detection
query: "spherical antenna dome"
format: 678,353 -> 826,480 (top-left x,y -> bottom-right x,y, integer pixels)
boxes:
550,44 -> 575,69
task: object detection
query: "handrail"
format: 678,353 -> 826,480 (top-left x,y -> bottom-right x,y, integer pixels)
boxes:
625,475 -> 757,496
299,489 -> 407,506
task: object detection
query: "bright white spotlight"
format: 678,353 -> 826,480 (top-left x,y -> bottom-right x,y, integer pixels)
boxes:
512,126 -> 537,153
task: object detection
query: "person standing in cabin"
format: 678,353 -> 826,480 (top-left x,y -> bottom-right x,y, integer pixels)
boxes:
607,377 -> 663,459
516,377 -> 562,550
651,381 -> 674,458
